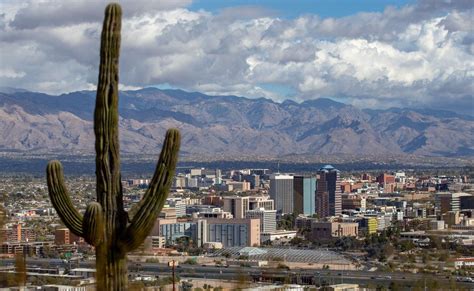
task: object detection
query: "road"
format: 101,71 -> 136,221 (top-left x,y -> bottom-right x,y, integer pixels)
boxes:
2,258 -> 473,288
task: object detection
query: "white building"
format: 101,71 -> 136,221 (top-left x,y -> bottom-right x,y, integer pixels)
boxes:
454,257 -> 474,269
261,230 -> 297,243
246,208 -> 277,233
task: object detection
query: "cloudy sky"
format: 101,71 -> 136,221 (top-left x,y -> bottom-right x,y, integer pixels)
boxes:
0,0 -> 472,114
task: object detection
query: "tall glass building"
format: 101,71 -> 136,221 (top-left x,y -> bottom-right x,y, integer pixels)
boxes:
316,165 -> 341,218
294,175 -> 317,216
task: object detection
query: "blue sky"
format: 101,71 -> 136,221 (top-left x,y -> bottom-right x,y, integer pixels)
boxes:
185,0 -> 417,100
189,0 -> 415,18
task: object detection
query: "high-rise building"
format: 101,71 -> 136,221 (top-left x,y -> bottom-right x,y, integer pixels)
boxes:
269,174 -> 294,214
436,192 -> 471,214
223,196 -> 250,219
293,175 -> 316,216
246,208 -> 277,233
460,195 -> 474,210
243,174 -> 260,189
316,165 -> 341,218
248,196 -> 274,211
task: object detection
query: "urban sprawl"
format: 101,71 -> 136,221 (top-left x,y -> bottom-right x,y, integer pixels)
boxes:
1,165 -> 473,290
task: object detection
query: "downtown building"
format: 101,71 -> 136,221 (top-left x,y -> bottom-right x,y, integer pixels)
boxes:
223,196 -> 250,219
316,165 -> 342,218
246,208 -> 277,233
151,218 -> 208,247
207,218 -> 260,247
293,175 -> 317,216
223,195 -> 275,219
150,216 -> 261,247
269,174 -> 294,214
436,192 -> 472,214
311,221 -> 359,240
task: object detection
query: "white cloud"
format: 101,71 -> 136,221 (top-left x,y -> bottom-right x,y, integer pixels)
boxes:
0,0 -> 472,113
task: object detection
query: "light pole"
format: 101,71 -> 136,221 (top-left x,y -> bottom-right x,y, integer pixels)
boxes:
168,260 -> 177,291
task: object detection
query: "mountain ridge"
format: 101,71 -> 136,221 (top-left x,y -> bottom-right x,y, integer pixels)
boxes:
0,88 -> 472,158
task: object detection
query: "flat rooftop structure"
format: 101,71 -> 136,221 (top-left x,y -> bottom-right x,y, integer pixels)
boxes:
211,246 -> 350,264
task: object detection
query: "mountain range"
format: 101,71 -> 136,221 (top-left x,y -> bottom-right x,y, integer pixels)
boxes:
0,88 -> 473,158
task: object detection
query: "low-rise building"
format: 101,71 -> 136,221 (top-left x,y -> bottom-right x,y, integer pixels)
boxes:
207,218 -> 260,247
453,257 -> 474,269
341,194 -> 366,210
311,222 -> 358,240
260,230 -> 297,243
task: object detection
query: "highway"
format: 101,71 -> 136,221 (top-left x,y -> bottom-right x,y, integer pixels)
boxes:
2,258 -> 473,288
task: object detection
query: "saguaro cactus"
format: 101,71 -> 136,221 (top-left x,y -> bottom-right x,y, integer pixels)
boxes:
46,3 -> 180,290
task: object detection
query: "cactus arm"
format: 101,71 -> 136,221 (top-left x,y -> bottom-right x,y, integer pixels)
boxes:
46,160 -> 83,237
121,129 -> 180,251
83,202 -> 104,246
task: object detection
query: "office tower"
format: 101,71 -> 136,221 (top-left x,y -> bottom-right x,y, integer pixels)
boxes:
243,174 -> 260,189
269,174 -> 294,214
436,192 -> 472,214
246,208 -> 277,233
316,165 -> 341,218
248,196 -> 274,211
223,196 -> 250,219
460,195 -> 474,210
293,175 -> 317,216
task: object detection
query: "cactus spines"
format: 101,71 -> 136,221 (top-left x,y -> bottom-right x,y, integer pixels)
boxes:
46,3 -> 180,290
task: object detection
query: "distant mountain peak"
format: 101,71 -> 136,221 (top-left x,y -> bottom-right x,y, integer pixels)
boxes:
301,98 -> 346,109
0,87 -> 30,94
0,89 -> 472,158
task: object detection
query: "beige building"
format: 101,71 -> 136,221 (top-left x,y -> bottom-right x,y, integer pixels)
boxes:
249,196 -> 274,211
442,211 -> 461,227
151,217 -> 178,236
225,181 -> 251,192
223,196 -> 250,219
311,222 -> 358,240
223,196 -> 275,219
54,228 -> 83,245
207,218 -> 260,247
143,236 -> 166,252
159,206 -> 177,219
246,208 -> 277,233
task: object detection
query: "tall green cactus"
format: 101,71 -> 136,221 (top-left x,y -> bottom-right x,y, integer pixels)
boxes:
46,3 -> 180,290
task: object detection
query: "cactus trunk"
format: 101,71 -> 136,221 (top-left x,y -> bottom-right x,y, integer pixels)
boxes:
97,244 -> 127,290
46,3 -> 181,290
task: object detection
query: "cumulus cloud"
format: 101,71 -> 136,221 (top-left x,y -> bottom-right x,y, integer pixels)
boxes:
0,0 -> 472,114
